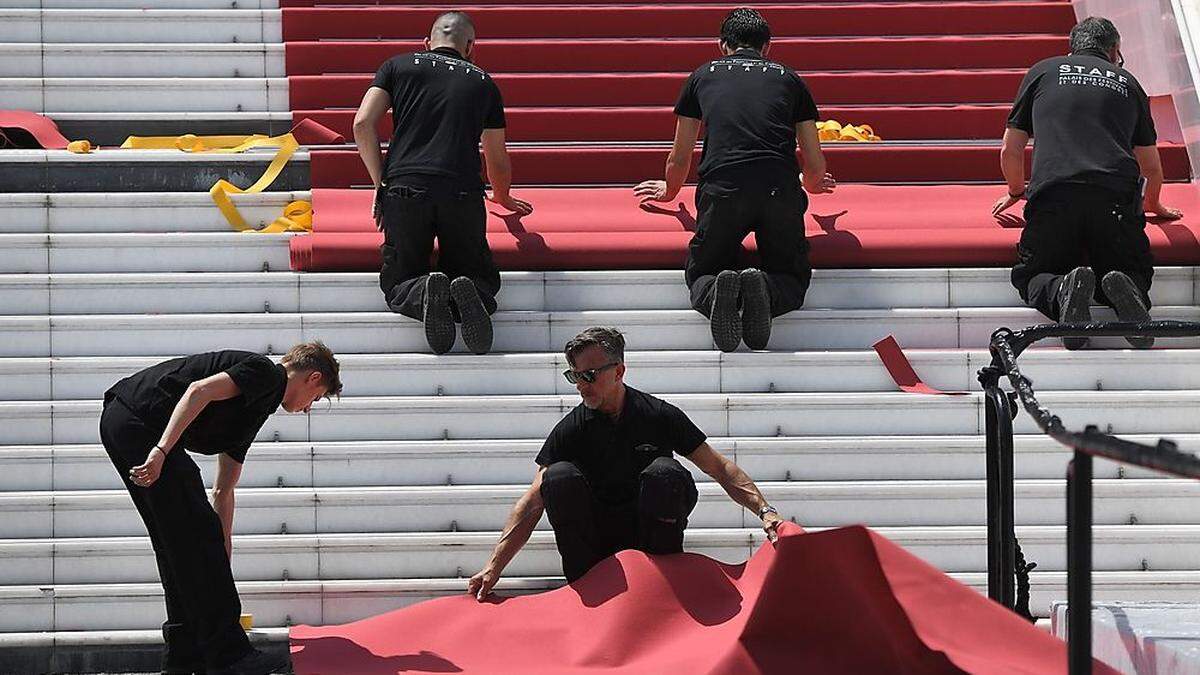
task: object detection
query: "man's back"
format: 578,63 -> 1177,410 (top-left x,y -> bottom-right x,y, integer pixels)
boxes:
675,49 -> 818,186
1009,50 -> 1156,199
372,47 -> 505,190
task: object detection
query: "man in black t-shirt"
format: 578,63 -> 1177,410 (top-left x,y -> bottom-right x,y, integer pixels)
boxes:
993,17 -> 1182,350
100,343 -> 341,675
353,11 -> 532,355
468,327 -> 785,597
635,8 -> 835,353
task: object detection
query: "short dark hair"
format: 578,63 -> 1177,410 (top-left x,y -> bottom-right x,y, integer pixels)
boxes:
1070,17 -> 1120,54
564,327 -> 625,367
283,341 -> 342,398
720,8 -> 771,51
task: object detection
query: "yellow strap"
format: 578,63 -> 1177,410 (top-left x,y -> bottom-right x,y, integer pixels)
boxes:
118,132 -> 309,232
66,139 -> 94,154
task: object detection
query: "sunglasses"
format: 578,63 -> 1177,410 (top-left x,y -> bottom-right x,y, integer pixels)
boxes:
563,362 -> 619,384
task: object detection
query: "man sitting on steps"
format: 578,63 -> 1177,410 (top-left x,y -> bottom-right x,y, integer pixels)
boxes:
467,327 -> 785,598
992,16 -> 1182,350
354,10 -> 532,355
635,7 -> 836,353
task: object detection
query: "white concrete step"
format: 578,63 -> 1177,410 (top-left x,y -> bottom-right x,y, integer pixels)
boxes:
0,268 -> 1193,313
1,78 -> 285,112
2,569 -> 1197,629
0,233 -> 292,275
0,0 -> 278,7
0,43 -> 285,77
4,388 -> 1200,444
1,306 -> 1198,357
4,526 -> 1196,589
4,478 -> 1200,540
7,348 -> 1200,403
0,433 -> 1184,493
0,10 -> 282,43
0,192 -> 307,233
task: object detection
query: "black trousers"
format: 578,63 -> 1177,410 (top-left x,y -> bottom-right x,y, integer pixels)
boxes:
539,457 -> 699,582
99,397 -> 251,671
685,180 -> 812,318
378,183 -> 501,321
1011,183 -> 1154,320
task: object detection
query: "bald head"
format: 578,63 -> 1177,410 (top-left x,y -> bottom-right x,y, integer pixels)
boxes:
428,11 -> 476,55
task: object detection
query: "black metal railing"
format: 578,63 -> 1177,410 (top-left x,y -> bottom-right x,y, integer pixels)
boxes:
978,320 -> 1200,674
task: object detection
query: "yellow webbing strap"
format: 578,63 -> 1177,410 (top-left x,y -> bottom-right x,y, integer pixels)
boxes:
817,120 -> 881,142
120,132 -> 310,233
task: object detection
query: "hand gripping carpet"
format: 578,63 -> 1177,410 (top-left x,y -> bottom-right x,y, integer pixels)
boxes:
289,523 -> 1114,674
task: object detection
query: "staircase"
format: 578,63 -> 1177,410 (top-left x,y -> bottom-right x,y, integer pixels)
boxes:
2,0 -> 1200,673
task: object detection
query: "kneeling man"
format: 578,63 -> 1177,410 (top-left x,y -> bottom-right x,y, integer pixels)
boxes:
469,326 -> 784,597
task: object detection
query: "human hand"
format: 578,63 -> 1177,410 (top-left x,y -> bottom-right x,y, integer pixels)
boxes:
634,180 -> 674,204
762,512 -> 784,543
803,172 -> 837,195
467,566 -> 500,601
992,192 -> 1023,217
488,192 -> 534,215
130,446 -> 167,488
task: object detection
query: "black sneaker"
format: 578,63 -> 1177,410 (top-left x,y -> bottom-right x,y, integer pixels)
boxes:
450,276 -> 494,355
710,270 -> 742,353
1102,271 -> 1154,349
208,648 -> 290,675
1057,266 -> 1094,351
740,268 -> 772,350
423,272 -> 455,355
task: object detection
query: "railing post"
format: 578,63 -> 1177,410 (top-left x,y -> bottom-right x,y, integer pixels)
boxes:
1067,448 -> 1093,675
998,390 -> 1017,608
980,369 -> 1005,604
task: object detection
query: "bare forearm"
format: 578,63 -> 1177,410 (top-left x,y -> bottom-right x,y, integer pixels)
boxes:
485,154 -> 514,198
1000,148 -> 1025,194
157,389 -> 208,454
212,490 -> 235,558
713,462 -> 769,515
800,152 -> 827,192
487,497 -> 542,573
1141,164 -> 1164,206
662,155 -> 690,199
354,124 -> 385,188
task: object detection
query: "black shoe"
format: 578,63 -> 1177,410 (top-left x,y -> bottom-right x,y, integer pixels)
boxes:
1102,271 -> 1154,349
739,268 -> 772,350
208,648 -> 290,675
450,276 -> 493,355
423,272 -> 455,355
1057,266 -> 1094,351
710,270 -> 742,353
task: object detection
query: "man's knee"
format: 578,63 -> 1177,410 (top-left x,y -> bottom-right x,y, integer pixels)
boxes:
539,461 -> 592,522
639,457 -> 697,520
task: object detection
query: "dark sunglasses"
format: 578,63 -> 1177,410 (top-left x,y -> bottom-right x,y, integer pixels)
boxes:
563,362 -> 619,384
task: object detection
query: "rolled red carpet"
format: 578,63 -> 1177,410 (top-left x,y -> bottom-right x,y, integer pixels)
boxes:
289,523 -> 1117,674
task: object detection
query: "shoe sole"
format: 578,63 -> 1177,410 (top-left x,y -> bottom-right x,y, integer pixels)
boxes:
1102,272 -> 1154,349
1059,267 -> 1094,351
711,270 -> 742,353
740,268 -> 772,350
423,273 -> 455,355
451,277 -> 494,355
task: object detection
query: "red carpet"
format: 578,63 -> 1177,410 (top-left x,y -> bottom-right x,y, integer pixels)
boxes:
282,4 -> 1073,40
289,523 -> 1117,674
289,70 -> 1027,109
308,144 -> 1191,188
289,184 -> 1200,271
0,110 -> 70,149
296,104 -> 1011,142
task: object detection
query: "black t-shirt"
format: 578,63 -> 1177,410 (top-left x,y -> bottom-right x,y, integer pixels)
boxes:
371,47 -> 506,192
105,351 -> 287,463
1007,48 -> 1157,200
674,48 -> 819,187
535,386 -> 707,505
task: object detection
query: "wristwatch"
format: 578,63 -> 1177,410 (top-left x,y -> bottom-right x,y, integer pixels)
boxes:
758,505 -> 778,518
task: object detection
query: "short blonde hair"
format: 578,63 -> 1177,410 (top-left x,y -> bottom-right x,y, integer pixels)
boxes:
282,341 -> 342,398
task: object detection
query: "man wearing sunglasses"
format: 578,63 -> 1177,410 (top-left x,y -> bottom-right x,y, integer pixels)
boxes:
468,327 -> 784,599
992,16 -> 1181,350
